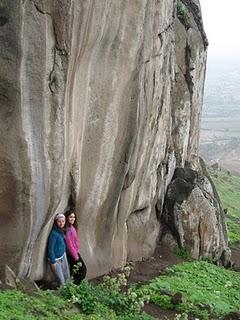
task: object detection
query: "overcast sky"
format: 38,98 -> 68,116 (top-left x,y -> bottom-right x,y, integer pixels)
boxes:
200,0 -> 240,61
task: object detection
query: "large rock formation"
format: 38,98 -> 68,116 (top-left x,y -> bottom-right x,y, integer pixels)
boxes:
163,166 -> 230,265
0,0 -> 230,280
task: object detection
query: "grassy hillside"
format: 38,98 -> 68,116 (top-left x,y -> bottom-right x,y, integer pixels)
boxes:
209,168 -> 240,245
1,261 -> 240,320
138,260 -> 240,319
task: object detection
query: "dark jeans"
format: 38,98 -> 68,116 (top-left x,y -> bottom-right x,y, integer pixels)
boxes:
67,253 -> 87,285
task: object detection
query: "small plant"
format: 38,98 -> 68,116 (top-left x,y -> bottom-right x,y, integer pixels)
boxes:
174,313 -> 188,320
175,247 -> 190,259
177,0 -> 191,30
98,266 -> 147,315
149,293 -> 173,309
61,280 -> 97,314
72,261 -> 82,274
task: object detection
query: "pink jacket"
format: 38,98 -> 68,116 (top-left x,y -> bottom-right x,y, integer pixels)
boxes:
65,225 -> 80,261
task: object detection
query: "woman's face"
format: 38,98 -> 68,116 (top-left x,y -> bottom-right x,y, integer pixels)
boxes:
56,217 -> 65,229
67,213 -> 76,225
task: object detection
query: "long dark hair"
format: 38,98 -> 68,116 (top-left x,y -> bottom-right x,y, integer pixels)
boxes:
64,209 -> 78,229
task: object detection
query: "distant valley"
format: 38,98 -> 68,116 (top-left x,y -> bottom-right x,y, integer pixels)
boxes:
200,58 -> 240,174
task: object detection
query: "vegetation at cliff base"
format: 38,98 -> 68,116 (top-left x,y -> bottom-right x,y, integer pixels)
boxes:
1,261 -> 240,320
1,170 -> 240,320
136,261 -> 240,320
209,168 -> 240,245
0,270 -> 153,320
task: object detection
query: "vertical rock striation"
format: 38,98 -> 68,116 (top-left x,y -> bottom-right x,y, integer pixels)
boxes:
0,0 -> 230,280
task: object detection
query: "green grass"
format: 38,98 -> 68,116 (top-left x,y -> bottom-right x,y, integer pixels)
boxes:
1,261 -> 240,320
0,276 -> 154,320
136,261 -> 240,319
0,289 -> 78,320
209,168 -> 240,245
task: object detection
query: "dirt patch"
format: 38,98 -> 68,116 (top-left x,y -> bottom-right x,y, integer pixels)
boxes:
91,245 -> 184,319
143,303 -> 177,320
128,245 -> 183,284
127,245 -> 184,320
127,244 -> 240,319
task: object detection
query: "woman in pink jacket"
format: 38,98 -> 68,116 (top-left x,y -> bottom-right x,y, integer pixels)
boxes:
65,209 -> 87,284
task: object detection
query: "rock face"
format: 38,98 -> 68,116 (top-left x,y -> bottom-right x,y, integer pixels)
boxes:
163,166 -> 230,265
0,0 -> 230,280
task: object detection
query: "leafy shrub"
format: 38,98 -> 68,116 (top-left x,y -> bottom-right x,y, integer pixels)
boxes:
61,281 -> 97,314
0,265 -> 153,320
149,293 -> 173,309
60,266 -> 149,317
175,247 -> 191,260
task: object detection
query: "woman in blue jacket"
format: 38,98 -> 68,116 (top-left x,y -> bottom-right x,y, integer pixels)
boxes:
47,213 -> 70,286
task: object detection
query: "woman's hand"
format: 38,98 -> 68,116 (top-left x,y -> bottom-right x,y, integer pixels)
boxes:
50,263 -> 57,273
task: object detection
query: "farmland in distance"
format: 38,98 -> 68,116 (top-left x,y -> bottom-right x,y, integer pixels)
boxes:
200,58 -> 240,174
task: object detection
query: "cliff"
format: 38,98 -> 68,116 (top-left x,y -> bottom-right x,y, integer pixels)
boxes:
0,0 -> 230,280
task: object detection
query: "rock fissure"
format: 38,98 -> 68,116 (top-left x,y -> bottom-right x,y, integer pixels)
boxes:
184,43 -> 194,100
32,3 -> 51,16
0,92 -> 9,101
49,47 -> 68,94
158,22 -> 174,46
0,15 -> 8,27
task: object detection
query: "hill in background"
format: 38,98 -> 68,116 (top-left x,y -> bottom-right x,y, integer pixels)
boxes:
200,59 -> 240,174
209,168 -> 240,245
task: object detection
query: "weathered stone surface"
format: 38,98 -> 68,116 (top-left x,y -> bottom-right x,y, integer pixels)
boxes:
0,0 -> 230,280
163,167 -> 229,263
4,265 -> 39,293
160,231 -> 179,252
5,265 -> 17,288
171,292 -> 187,305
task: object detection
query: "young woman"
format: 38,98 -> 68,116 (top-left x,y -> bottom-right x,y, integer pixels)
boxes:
65,209 -> 87,284
47,213 -> 70,286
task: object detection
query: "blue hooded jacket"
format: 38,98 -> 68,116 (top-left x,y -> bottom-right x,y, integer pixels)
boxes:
47,225 -> 66,264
